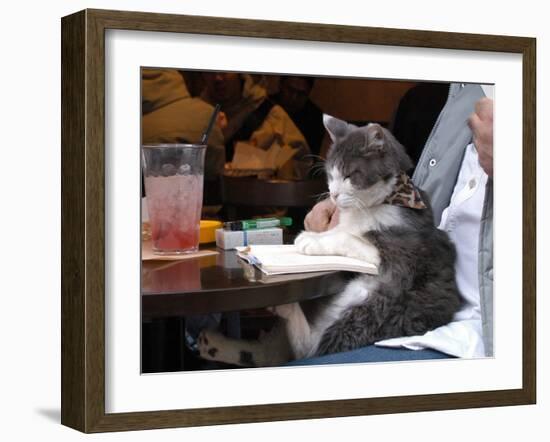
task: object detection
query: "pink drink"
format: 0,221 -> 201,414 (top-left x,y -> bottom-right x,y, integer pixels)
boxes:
145,174 -> 203,254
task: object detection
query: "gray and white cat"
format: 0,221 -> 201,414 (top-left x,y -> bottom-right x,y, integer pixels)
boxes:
197,115 -> 462,367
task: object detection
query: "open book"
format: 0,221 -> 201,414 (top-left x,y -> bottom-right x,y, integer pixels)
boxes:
236,244 -> 378,276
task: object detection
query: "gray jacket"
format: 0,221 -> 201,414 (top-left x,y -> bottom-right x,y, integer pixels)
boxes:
412,83 -> 493,356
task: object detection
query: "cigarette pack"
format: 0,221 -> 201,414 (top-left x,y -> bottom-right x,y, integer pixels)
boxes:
215,227 -> 283,250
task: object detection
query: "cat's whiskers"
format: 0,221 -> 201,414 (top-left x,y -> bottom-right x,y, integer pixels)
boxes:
352,196 -> 368,211
311,168 -> 326,178
334,194 -> 358,210
304,153 -> 325,162
314,191 -> 331,203
305,154 -> 327,178
309,162 -> 327,178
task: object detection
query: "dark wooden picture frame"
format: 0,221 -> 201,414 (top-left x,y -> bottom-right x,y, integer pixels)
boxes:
61,8 -> 536,433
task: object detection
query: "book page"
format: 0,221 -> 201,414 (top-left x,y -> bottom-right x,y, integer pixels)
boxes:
236,245 -> 377,275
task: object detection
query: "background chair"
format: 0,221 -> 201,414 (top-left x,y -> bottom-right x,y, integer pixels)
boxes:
220,176 -> 328,233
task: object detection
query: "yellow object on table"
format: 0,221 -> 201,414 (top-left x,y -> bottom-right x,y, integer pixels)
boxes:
199,220 -> 222,244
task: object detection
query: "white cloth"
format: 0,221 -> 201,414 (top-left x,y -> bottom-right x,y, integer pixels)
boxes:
376,143 -> 488,358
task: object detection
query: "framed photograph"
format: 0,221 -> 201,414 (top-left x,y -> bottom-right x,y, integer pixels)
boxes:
61,9 -> 536,433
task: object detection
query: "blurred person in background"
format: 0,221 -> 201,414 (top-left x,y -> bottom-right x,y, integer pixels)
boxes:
201,72 -> 311,180
142,68 -> 225,205
271,75 -> 325,158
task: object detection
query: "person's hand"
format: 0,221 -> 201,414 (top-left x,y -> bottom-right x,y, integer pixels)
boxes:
304,199 -> 339,232
468,97 -> 494,177
216,111 -> 228,130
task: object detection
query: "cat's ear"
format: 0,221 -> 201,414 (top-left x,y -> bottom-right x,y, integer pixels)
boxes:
323,114 -> 355,143
365,123 -> 385,151
371,124 -> 414,171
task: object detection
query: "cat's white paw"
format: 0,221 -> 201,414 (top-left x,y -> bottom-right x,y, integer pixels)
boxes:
294,230 -> 317,243
197,329 -> 225,361
295,231 -> 326,255
197,329 -> 258,367
267,303 -> 298,320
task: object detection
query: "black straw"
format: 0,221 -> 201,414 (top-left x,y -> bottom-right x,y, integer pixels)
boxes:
200,104 -> 221,145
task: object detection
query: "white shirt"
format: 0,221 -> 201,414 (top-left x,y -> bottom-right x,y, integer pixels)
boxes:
376,143 -> 488,358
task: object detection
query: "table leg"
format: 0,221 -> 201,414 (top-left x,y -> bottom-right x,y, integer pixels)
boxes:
142,317 -> 187,373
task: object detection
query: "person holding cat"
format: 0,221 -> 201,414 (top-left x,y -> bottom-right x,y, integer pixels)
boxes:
196,83 -> 493,368
301,84 -> 494,364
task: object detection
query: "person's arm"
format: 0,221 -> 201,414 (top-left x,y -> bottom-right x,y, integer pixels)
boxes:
304,199 -> 339,232
468,97 -> 493,177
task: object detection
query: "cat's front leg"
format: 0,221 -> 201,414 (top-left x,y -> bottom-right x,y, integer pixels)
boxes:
269,302 -> 316,360
295,230 -> 381,266
294,231 -> 330,256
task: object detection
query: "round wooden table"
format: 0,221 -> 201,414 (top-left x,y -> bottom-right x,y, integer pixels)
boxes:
141,246 -> 351,372
141,247 -> 350,319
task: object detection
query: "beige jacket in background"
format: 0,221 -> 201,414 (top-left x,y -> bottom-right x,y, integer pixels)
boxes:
142,69 -> 225,180
201,74 -> 312,180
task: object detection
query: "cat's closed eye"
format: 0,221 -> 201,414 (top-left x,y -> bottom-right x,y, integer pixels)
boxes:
364,149 -> 384,158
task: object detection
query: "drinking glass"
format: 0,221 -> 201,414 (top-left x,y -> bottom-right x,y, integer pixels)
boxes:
141,144 -> 206,254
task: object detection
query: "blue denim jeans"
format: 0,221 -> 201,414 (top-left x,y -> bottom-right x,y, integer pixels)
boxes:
285,345 -> 452,366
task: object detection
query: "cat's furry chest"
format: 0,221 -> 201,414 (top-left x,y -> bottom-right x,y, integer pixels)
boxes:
338,204 -> 406,235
